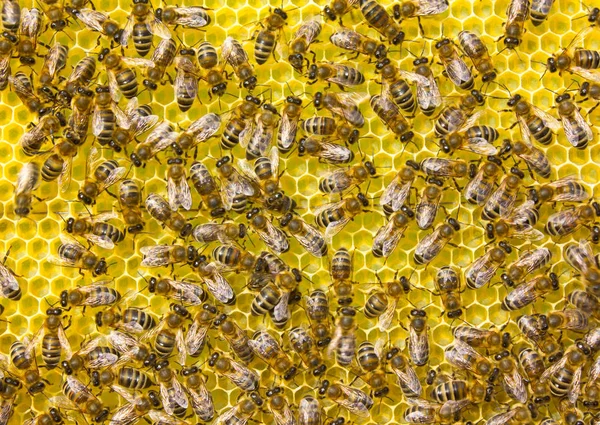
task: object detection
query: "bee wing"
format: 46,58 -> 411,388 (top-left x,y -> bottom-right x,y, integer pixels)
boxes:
109,403 -> 138,425
279,111 -> 299,151
120,14 -> 134,46
338,384 -> 372,418
462,136 -> 498,155
487,409 -> 518,425
313,199 -> 344,217
97,166 -> 127,193
393,362 -> 422,396
243,118 -> 263,149
67,376 -> 96,400
258,222 -> 289,254
325,216 -> 351,240
171,7 -> 210,28
48,395 -> 79,411
294,19 -> 322,44
238,159 -> 260,184
445,55 -> 472,86
78,283 -> 120,306
293,222 -> 327,257
148,15 -> 172,39
148,410 -> 188,425
185,319 -> 209,355
121,57 -> 155,70
417,0 -> 449,14
272,291 -> 291,324
560,114 -> 587,148
76,9 -> 108,32
140,245 -> 172,267
130,113 -> 159,138
503,368 -> 528,403
326,323 -> 343,356
572,67 -> 600,84
382,179 -> 411,212
176,328 -> 187,366
0,264 -> 19,295
168,175 -> 193,211
506,0 -> 528,26
222,37 -> 249,68
214,406 -> 239,425
168,279 -> 206,305
409,323 -> 428,365
531,105 -> 561,131
45,44 -> 65,78
373,219 -> 399,257
16,162 -> 40,194
84,233 -> 115,250
319,142 -> 353,164
540,352 -> 568,382
239,122 -> 254,149
269,147 -> 279,178
107,70 -> 122,103
271,404 -> 295,425
574,107 -> 594,141
378,298 -> 397,331
201,264 -> 235,304
188,386 -> 214,420
330,28 -> 360,50
398,70 -> 430,87
188,113 -> 222,143
160,379 -> 188,416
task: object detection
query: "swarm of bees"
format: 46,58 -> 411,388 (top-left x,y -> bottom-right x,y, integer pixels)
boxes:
1,0 -> 600,423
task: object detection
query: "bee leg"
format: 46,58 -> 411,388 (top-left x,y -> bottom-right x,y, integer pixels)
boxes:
588,102 -> 600,116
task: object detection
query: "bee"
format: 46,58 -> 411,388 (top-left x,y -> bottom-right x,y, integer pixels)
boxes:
251,282 -> 281,316
381,165 -> 417,215
180,367 -> 214,422
529,0 -> 555,25
399,57 -> 442,116
23,409 -> 64,425
286,19 -> 322,71
140,38 -> 177,90
435,38 -> 473,90
13,161 -> 41,218
221,96 -> 262,150
144,305 -> 189,364
445,340 -> 492,377
403,398 -> 472,424
434,267 -> 463,317
153,362 -> 188,417
393,0 -> 449,23
434,90 -> 485,136
51,234 -> 108,276
568,290 -> 600,320
216,156 -> 259,213
289,327 -> 325,375
118,179 -> 144,234
502,0 -> 529,48
9,73 -> 42,113
173,47 -> 200,112
156,5 -> 210,28
222,37 -> 257,90
535,175 -> 590,204
20,114 -> 61,157
190,162 -> 227,217
387,351 -> 421,397
59,280 -> 120,310
1,0 -> 19,32
278,95 -> 302,153
547,309 -> 590,333
415,180 -> 446,230
99,94 -> 155,151
246,208 -> 289,253
584,327 -> 600,352
131,121 -> 179,167
178,305 -> 215,359
67,87 -> 95,142
314,91 -> 365,128
517,314 -> 562,359
62,335 -> 121,376
65,56 -> 97,96
173,113 -> 221,154
372,210 -> 412,258
329,27 -> 387,60
211,245 -> 257,274
507,94 -> 561,145
546,204 -> 597,237
314,193 -> 368,239
579,80 -> 600,114
219,316 -> 254,363
541,346 -> 586,401
453,325 -> 502,349
463,161 -> 501,206
430,378 -> 485,403
413,218 -> 460,265
298,396 -> 321,425
440,125 -> 499,156
107,385 -> 155,425
64,212 -> 124,250
306,290 -> 333,347
279,213 -> 327,258
197,42 -> 228,98
360,0 -> 404,44
140,245 -> 193,269
583,353 -> 600,408
481,168 -> 523,220
376,58 -> 416,115
555,93 -> 594,149
77,147 -> 126,205
148,277 -> 206,307
25,307 -> 69,371
96,302 -> 156,335
144,193 -> 191,237
0,32 -> 15,91
191,257 -> 236,305
120,0 -> 171,56
164,158 -> 192,211
245,103 -> 279,160
356,341 -> 389,397
323,381 -> 374,418
102,52 -> 154,102
465,245 -> 507,289
253,8 -> 287,64
38,42 -> 68,87
91,86 -> 118,148
193,222 -> 245,245
214,398 -> 258,425
298,137 -> 355,164
517,347 -> 546,384
239,147 -> 282,197
502,275 -> 557,311
546,28 -> 600,82
510,140 -> 551,179
16,8 -> 42,66
331,247 -> 354,305
370,94 -> 414,141
564,236 -> 600,292
323,0 -> 358,21
458,30 -> 496,82
486,199 -> 543,241
318,161 -> 376,195
307,62 -> 365,88
53,376 -> 109,422
249,330 -> 296,379
485,405 -> 532,425
503,246 -> 551,286
70,8 -> 121,41
328,307 -> 357,366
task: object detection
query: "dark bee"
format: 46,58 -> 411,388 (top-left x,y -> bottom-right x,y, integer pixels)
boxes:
52,234 -> 108,276
288,20 -> 321,71
119,0 -> 171,57
118,179 -> 144,233
173,47 -> 200,112
360,0 -> 405,44
434,90 -> 485,137
370,94 -> 414,141
1,0 -> 20,32
376,58 -> 416,115
555,93 -> 593,149
155,5 -> 210,28
308,62 -> 365,88
253,8 -> 287,64
458,30 -> 496,82
78,147 -> 126,205
435,37 -> 474,90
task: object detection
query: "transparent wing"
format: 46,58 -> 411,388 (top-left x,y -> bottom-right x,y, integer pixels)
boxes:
487,409 -> 518,425
148,15 -> 172,39
325,216 -> 351,240
76,9 -> 108,32
294,19 -> 322,44
319,142 -> 353,163
417,0 -> 449,14
140,245 -> 172,267
171,7 -> 210,28
378,298 -> 397,330
168,175 -> 192,211
201,264 -> 235,304
338,384 -> 372,418
120,15 -> 134,46
462,137 -> 498,155
502,367 -> 528,403
257,222 -> 289,254
532,105 -> 561,130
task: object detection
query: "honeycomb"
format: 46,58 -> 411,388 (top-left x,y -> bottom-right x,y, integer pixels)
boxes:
0,0 -> 599,422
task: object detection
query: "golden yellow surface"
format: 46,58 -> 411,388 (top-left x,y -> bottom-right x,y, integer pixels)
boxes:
0,0 -> 599,422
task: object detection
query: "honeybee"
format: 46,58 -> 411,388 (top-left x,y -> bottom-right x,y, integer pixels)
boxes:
507,94 -> 561,145
555,93 -> 594,149
482,168 -> 524,220
534,175 -> 590,204
463,161 -> 500,206
440,125 -> 499,156
77,147 -> 126,205
216,156 -> 259,213
546,28 -> 600,82
583,353 -> 600,408
91,86 -> 118,148
280,213 -> 327,258
108,385 -> 154,425
393,0 -> 449,22
67,87 -> 94,142
249,330 -> 296,379
502,275 -> 557,311
486,199 -> 543,241
65,56 -> 97,96
502,0 -> 529,49
118,179 -> 144,234
165,158 -> 192,211
435,38 -> 473,90
485,405 -> 531,425
331,27 -> 386,62
307,62 -> 365,88
131,121 -> 179,167
51,234 -> 108,276
376,59 -> 416,115
331,247 -> 354,306
173,113 -> 221,153
370,94 -> 414,141
453,325 -> 502,349
434,267 -> 463,317
9,73 -> 42,113
20,114 -> 61,156
190,162 -> 227,217
244,103 -> 279,160
289,327 -> 325,375
328,307 -> 357,366
278,95 -> 302,152
298,137 -> 354,164
15,8 -> 41,66
222,37 -> 257,90
25,306 -> 69,371
545,204 -> 597,237
14,161 -> 41,218
39,42 -> 68,87
179,305 -> 215,359
1,0 -> 19,32
510,140 -> 551,179
399,57 -> 442,116
193,222 -> 245,245
155,5 -> 210,28
120,0 -> 171,56
415,180 -> 446,230
288,19 -> 321,72
0,32 -> 15,91
140,245 -> 193,269
52,376 -> 109,422
318,161 -> 376,195
547,309 -> 590,332
541,346 -> 586,402
191,257 -> 236,305
403,398 -> 472,424
70,8 -> 121,40
434,90 -> 485,136
372,210 -> 412,258
173,48 -> 200,112
62,335 -> 121,375
445,340 -> 492,377
148,276 -> 207,307
59,280 -> 120,310
465,246 -> 507,289
180,367 -> 214,422
314,92 -> 365,128
221,96 -> 261,150
458,30 -> 496,82
298,396 -> 321,425
306,290 -> 333,347
217,316 -> 254,364
360,0 -> 404,44
381,165 -> 417,215
102,52 -> 154,102
387,351 -> 421,397
64,212 -> 124,250
568,290 -> 600,319
154,362 -> 188,417
503,247 -> 552,286
528,0 -> 555,24
96,302 -> 157,335
413,218 -> 460,265
246,208 -> 289,253
314,193 -> 368,239
253,8 -> 287,64
145,193 -> 192,237
214,398 -> 258,425
364,275 -> 410,331
23,409 -> 64,425
323,381 -> 374,418
584,327 -> 600,352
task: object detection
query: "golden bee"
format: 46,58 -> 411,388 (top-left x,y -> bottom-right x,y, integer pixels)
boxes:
307,62 -> 365,88
77,146 -> 126,205
253,8 -> 287,64
222,37 -> 257,90
413,218 -> 461,265
298,137 -> 355,164
360,0 -> 404,44
372,209 -> 412,258
458,30 -> 496,82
